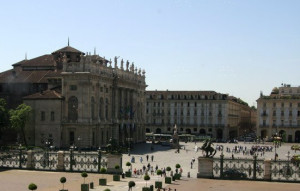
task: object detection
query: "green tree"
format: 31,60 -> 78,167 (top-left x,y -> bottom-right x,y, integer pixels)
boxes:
81,172 -> 88,184
0,99 -> 9,134
60,177 -> 67,190
128,181 -> 136,191
28,183 -> 37,191
9,103 -> 32,146
144,174 -> 150,187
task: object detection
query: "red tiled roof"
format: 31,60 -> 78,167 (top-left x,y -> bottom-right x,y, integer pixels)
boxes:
23,88 -> 63,100
0,69 -> 61,83
12,55 -> 56,67
52,46 -> 84,54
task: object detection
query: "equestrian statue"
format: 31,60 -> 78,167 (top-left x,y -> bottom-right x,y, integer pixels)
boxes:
201,138 -> 217,158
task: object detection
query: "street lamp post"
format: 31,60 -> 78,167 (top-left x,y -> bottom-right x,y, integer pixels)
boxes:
274,133 -> 279,161
78,136 -> 82,153
126,138 -> 132,156
69,145 -> 75,172
45,140 -> 51,167
98,147 -> 102,172
286,151 -> 291,175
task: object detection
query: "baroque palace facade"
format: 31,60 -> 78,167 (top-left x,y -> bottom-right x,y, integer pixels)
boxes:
257,84 -> 300,143
145,91 -> 255,141
0,45 -> 147,148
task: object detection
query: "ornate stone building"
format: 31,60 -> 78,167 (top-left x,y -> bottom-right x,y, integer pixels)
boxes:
257,84 -> 300,142
0,45 -> 147,148
145,91 -> 253,141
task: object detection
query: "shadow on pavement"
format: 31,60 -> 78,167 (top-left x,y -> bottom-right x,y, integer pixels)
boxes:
130,142 -> 173,155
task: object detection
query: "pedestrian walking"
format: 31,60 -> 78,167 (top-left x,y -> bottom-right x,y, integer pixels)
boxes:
151,155 -> 154,162
146,154 -> 149,161
140,156 -> 143,163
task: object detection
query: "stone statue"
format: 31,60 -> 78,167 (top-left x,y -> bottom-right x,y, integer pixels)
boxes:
138,68 -> 141,75
171,124 -> 179,149
174,124 -> 178,135
114,56 -> 119,68
200,139 -> 216,158
102,56 -> 106,66
121,59 -> 124,70
126,60 -> 129,71
109,59 -> 112,67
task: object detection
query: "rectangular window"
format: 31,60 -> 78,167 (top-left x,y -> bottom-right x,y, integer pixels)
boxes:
69,85 -> 77,91
51,111 -> 55,121
41,111 -> 45,121
69,131 -> 74,145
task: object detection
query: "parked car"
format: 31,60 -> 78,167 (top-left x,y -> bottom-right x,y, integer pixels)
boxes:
223,169 -> 247,179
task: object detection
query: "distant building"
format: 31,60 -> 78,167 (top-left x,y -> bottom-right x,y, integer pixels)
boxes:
145,90 -> 254,141
257,84 -> 300,142
0,44 -> 147,148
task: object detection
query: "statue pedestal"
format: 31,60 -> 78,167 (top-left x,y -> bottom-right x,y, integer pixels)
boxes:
171,133 -> 180,149
106,154 -> 123,174
197,157 -> 213,178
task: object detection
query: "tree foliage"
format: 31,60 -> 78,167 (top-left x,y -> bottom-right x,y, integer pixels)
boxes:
0,99 -> 9,131
9,103 -> 32,146
28,183 -> 37,190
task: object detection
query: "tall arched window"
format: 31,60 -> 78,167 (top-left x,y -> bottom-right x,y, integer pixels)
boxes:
99,97 -> 104,120
105,98 -> 109,120
68,96 -> 78,122
91,97 -> 95,120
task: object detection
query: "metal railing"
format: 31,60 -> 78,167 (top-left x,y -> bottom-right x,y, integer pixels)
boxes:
213,154 -> 264,180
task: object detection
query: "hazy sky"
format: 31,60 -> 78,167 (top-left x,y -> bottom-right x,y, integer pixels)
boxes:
0,0 -> 299,106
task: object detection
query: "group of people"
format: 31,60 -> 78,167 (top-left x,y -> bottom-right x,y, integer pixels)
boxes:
137,154 -> 154,163
215,144 -> 277,158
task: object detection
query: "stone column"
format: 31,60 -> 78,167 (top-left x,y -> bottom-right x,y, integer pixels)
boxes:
57,151 -> 65,171
26,150 -> 35,169
264,159 -> 272,180
197,157 -> 213,178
